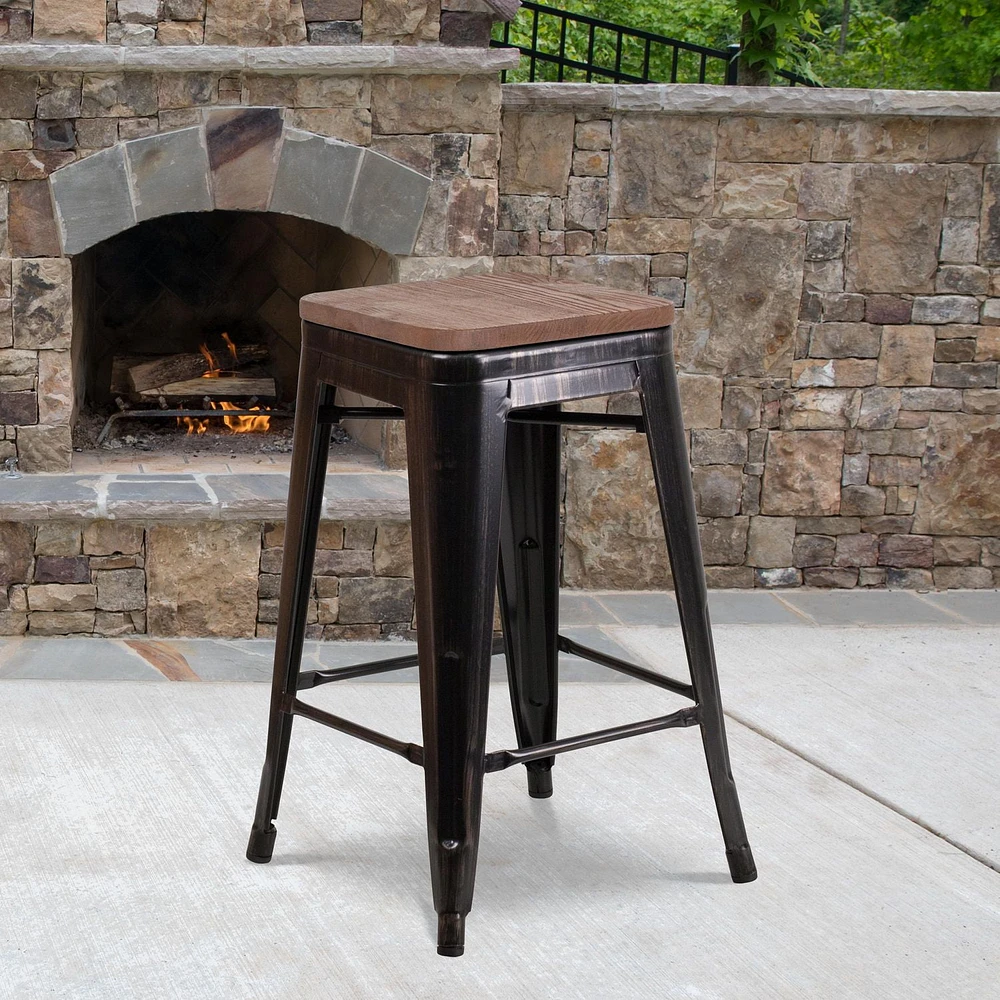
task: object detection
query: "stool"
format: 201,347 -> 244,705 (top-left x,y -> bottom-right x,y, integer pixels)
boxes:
246,274 -> 756,957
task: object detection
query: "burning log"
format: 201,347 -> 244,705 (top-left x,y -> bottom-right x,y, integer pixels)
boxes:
126,343 -> 268,394
138,376 -> 276,399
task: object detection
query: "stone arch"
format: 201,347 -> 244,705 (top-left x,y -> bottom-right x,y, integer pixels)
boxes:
48,107 -> 431,258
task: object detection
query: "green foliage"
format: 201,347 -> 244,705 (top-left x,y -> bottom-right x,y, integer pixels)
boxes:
899,0 -> 1000,90
496,0 -> 1000,90
494,0 -> 739,85
735,0 -> 825,82
812,1 -> 908,88
810,0 -> 1000,89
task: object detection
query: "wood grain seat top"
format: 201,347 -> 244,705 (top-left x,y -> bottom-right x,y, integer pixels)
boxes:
299,274 -> 675,352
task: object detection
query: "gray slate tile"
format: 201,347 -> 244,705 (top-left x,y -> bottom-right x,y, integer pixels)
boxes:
126,126 -> 213,223
916,590 -> 1000,625
597,592 -> 681,627
345,148 -> 431,255
778,590 -> 960,626
50,145 -> 136,255
707,591 -> 811,625
270,130 -> 362,230
558,593 -> 619,627
0,638 -> 165,681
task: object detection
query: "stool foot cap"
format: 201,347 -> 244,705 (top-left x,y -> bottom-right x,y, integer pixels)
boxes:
726,843 -> 757,883
527,767 -> 553,799
437,912 -> 466,958
247,824 -> 277,864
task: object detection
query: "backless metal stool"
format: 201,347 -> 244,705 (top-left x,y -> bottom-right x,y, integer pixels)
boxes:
246,274 -> 756,957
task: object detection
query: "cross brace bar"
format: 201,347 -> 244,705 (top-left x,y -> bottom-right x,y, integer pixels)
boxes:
292,634 -> 697,769
485,706 -> 700,772
298,636 -> 507,690
316,403 -> 644,432
318,404 -> 404,424
290,697 -> 424,766
508,410 -> 645,432
559,634 -> 695,700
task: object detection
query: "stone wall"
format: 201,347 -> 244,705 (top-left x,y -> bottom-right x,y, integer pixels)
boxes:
0,56 -> 504,471
0,0 -> 501,47
498,85 -> 1000,590
0,517 -> 416,637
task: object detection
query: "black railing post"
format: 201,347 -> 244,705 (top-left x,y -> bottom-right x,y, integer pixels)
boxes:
726,43 -> 740,85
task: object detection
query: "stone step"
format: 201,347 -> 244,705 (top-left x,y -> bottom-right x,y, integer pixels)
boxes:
0,470 -> 410,522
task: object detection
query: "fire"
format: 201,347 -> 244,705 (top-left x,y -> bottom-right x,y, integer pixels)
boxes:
179,401 -> 272,436
199,342 -> 222,377
177,334 -> 272,435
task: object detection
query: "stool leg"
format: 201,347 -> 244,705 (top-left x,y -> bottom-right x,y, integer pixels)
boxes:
405,382 -> 510,957
636,353 -> 757,884
498,416 -> 561,799
247,368 -> 334,864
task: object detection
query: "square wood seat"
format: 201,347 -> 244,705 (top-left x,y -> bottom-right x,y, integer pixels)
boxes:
246,274 -> 756,958
299,273 -> 676,351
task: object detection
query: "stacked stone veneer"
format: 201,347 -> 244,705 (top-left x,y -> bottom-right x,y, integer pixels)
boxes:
0,59 -> 505,471
497,87 -> 1000,590
0,518 -> 415,638
1,0 -> 503,48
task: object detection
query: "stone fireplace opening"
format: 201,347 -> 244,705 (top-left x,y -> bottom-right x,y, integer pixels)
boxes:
71,209 -> 392,462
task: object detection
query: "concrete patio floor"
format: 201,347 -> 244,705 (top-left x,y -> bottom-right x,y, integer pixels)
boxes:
1,590 -> 998,998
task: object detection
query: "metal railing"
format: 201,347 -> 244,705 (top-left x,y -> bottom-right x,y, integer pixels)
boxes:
491,2 -> 819,87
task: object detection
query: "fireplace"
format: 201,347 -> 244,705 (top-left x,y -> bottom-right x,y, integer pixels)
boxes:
71,209 -> 392,458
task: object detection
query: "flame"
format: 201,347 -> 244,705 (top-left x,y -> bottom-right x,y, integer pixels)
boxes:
218,400 -> 271,434
200,342 -> 221,378
178,401 -> 272,436
222,332 -> 239,365
176,335 -> 272,435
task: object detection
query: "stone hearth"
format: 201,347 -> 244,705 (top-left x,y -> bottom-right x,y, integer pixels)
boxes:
3,0 -> 1000,628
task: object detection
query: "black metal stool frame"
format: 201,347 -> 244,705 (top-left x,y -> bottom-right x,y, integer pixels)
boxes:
247,321 -> 756,957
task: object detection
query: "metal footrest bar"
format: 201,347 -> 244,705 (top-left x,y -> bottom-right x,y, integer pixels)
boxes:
485,706 -> 700,773
298,636 -> 507,690
315,402 -> 644,433
318,404 -> 405,425
559,635 -> 695,700
289,697 -> 424,765
508,409 -> 645,432
298,650 -> 419,689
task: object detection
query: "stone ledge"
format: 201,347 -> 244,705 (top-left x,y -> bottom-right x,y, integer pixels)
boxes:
0,44 -> 520,75
502,83 -> 1000,118
0,472 -> 411,522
